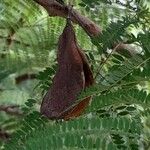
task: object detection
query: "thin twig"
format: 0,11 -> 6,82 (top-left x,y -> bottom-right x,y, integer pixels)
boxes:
0,105 -> 22,116
0,35 -> 30,47
94,43 -> 122,79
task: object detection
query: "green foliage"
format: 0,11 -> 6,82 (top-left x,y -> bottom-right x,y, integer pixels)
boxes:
91,16 -> 140,54
89,88 -> 149,108
4,115 -> 143,150
36,66 -> 57,93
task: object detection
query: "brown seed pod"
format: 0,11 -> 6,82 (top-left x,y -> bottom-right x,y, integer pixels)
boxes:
40,19 -> 94,120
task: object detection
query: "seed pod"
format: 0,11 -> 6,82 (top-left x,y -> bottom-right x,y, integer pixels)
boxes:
40,19 -> 94,119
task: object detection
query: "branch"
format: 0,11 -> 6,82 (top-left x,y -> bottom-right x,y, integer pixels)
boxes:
33,0 -> 102,37
33,0 -> 136,55
1,18 -> 25,58
0,35 -> 30,47
15,73 -> 36,84
0,105 -> 22,116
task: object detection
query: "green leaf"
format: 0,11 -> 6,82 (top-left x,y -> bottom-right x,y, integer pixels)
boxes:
118,111 -> 130,116
126,106 -> 136,111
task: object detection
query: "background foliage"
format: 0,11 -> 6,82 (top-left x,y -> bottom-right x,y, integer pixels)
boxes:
0,0 -> 150,149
